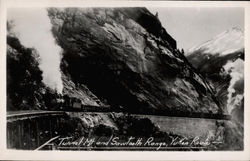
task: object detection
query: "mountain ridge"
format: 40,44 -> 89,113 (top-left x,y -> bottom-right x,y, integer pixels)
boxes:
187,27 -> 244,57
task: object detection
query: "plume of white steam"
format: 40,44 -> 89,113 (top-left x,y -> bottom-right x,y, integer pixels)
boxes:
8,8 -> 63,93
223,58 -> 244,114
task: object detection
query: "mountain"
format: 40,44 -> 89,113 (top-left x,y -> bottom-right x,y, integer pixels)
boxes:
187,27 -> 244,75
188,27 -> 243,56
187,27 -> 244,112
46,7 -> 221,114
186,27 -> 244,110
186,27 -> 244,149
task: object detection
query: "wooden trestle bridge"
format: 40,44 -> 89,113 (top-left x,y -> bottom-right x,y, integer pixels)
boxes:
7,110 -> 67,150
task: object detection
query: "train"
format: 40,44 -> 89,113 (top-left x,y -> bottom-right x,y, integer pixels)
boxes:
44,93 -> 111,112
43,94 -> 231,120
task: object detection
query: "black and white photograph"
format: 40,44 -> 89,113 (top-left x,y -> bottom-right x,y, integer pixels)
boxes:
1,0 -> 250,160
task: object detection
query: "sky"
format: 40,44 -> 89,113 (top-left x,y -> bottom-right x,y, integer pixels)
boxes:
148,7 -> 244,51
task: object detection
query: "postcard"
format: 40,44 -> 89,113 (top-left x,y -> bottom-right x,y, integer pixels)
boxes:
0,0 -> 250,160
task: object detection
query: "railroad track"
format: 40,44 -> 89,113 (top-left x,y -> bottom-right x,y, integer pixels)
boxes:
7,108 -> 231,121
7,110 -> 66,122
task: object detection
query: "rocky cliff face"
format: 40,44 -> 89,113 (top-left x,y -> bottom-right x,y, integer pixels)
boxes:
48,8 -> 221,114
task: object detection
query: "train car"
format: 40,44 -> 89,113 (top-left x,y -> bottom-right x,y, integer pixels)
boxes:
72,98 -> 82,109
57,94 -> 113,112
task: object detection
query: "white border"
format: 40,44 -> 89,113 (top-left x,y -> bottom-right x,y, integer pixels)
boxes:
0,0 -> 250,160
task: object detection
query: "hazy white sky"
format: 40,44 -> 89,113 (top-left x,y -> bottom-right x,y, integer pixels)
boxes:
148,8 -> 244,51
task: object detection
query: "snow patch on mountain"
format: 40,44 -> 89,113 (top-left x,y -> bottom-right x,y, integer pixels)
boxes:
188,27 -> 244,56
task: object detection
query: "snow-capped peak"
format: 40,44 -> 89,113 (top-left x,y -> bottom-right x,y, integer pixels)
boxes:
187,27 -> 244,56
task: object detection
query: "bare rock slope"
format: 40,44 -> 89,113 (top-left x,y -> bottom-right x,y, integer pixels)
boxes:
48,8 -> 221,114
